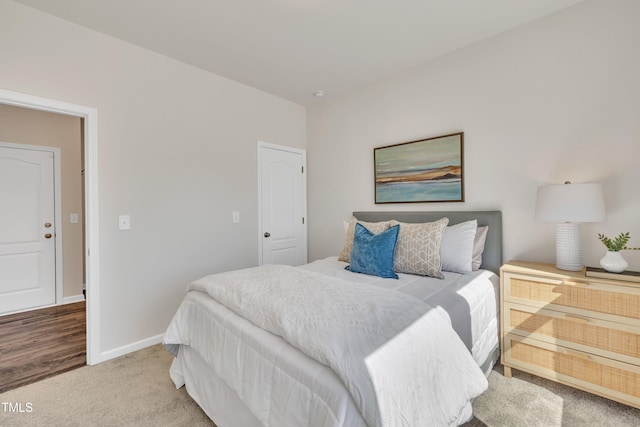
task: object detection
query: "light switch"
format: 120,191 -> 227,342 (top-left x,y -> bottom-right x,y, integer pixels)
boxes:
232,211 -> 240,224
70,213 -> 79,224
119,215 -> 131,230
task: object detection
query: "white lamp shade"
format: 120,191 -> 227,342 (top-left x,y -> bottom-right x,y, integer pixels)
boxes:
535,183 -> 605,223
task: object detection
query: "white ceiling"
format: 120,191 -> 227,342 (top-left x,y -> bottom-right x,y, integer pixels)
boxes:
14,0 -> 584,106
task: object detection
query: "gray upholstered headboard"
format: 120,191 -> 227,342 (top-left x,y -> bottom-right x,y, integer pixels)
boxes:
352,211 -> 503,274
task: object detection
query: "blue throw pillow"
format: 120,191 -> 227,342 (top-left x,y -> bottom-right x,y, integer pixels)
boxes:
347,223 -> 400,279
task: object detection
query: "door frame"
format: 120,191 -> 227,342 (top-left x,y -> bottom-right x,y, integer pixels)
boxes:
257,140 -> 307,265
0,141 -> 63,308
0,89 -> 101,365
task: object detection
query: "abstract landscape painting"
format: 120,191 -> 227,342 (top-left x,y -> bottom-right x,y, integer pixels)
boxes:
374,132 -> 464,203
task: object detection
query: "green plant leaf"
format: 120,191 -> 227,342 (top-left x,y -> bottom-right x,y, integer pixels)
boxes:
598,232 -> 640,251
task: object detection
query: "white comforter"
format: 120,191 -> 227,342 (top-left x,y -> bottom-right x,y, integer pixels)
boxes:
173,264 -> 487,427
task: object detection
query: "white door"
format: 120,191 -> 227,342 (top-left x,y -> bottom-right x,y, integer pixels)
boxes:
0,145 -> 56,314
259,142 -> 307,266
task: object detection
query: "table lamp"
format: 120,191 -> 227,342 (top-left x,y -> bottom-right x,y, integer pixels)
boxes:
535,181 -> 605,271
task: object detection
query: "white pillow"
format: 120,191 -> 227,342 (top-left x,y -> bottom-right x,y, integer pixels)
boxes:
440,220 -> 478,273
472,226 -> 489,270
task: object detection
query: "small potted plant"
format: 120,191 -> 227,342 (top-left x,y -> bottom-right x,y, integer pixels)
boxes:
597,232 -> 640,273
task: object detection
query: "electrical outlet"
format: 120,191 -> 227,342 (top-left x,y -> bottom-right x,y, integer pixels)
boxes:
118,215 -> 131,230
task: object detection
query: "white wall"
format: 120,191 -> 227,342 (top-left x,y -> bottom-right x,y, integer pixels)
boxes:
307,0 -> 640,271
0,1 -> 305,356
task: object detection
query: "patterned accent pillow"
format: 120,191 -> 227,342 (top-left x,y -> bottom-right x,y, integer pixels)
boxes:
338,217 -> 391,262
390,217 -> 449,278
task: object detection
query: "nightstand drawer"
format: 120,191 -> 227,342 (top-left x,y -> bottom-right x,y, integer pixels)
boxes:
504,334 -> 640,407
503,272 -> 640,321
504,302 -> 640,364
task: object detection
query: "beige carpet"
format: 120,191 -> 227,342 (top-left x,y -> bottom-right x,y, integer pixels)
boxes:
0,344 -> 214,427
467,364 -> 640,427
1,344 -> 639,426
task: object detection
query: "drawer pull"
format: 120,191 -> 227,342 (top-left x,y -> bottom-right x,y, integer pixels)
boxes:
564,314 -> 589,324
563,280 -> 589,287
563,349 -> 591,361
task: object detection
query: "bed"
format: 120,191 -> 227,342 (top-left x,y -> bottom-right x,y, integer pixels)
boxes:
164,211 -> 502,427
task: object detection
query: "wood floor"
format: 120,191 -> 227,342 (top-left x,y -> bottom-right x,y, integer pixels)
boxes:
0,301 -> 86,393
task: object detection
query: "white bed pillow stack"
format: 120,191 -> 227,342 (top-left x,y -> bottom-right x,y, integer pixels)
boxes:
440,220 -> 477,273
440,220 -> 489,273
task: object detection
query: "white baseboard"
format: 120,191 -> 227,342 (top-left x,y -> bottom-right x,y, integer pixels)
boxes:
95,333 -> 164,364
63,294 -> 85,304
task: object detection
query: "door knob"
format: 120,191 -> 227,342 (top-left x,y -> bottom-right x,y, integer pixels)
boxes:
44,233 -> 52,239
264,232 -> 271,238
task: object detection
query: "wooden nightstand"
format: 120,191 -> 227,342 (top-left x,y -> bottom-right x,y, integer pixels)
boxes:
500,260 -> 640,408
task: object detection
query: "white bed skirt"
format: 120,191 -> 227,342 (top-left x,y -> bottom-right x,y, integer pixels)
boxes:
171,344 -> 263,427
172,344 -> 476,427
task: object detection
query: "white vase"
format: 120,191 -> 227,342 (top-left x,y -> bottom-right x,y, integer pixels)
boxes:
599,251 -> 628,273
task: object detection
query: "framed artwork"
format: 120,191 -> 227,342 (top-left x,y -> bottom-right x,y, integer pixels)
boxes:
374,132 -> 464,203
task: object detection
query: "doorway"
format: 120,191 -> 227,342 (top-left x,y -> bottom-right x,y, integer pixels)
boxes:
258,141 -> 307,266
0,143 -> 59,314
0,89 -> 100,365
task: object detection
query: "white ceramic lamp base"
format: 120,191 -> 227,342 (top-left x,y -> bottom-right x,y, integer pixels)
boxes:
555,222 -> 583,271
